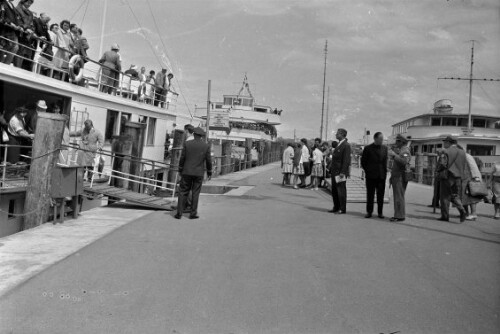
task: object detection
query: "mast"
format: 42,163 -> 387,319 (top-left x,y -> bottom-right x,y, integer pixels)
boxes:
98,0 -> 108,57
467,40 -> 475,134
206,80 -> 211,143
438,41 -> 499,135
320,40 -> 328,141
325,86 -> 330,141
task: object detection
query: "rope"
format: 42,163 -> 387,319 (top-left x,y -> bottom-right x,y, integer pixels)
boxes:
80,0 -> 90,27
145,0 -> 193,119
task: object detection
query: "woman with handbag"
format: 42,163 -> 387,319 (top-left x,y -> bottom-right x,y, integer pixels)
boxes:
492,162 -> 500,220
463,152 -> 484,221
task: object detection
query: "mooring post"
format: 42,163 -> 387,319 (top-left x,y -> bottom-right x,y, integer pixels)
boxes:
245,138 -> 252,169
23,113 -> 67,230
221,140 -> 232,175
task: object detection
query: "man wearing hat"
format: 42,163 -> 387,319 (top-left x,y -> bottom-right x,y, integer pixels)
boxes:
437,136 -> 467,222
388,134 -> 411,222
23,100 -> 47,134
175,127 -> 212,219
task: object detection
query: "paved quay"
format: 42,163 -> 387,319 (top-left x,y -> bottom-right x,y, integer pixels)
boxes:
1,164 -> 499,333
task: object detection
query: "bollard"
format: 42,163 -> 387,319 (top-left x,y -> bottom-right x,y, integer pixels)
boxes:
221,140 -> 232,175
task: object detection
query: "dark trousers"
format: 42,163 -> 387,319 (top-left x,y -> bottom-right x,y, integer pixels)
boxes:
431,176 -> 441,207
331,175 -> 347,212
439,177 -> 465,220
177,175 -> 203,216
366,178 -> 386,214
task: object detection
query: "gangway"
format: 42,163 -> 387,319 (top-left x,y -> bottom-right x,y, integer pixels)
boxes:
83,183 -> 174,210
62,145 -> 178,211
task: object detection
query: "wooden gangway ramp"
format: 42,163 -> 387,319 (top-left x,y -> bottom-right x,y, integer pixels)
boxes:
84,184 -> 174,211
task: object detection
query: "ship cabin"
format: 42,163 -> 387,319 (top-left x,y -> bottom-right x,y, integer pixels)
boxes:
391,99 -> 500,174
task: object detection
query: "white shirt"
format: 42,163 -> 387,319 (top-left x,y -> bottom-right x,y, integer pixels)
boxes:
301,145 -> 309,161
313,148 -> 323,164
336,138 -> 346,149
8,115 -> 26,137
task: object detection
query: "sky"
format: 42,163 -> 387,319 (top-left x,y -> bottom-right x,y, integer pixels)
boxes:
31,0 -> 500,142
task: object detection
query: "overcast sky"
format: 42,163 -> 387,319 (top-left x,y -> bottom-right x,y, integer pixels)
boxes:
32,0 -> 500,142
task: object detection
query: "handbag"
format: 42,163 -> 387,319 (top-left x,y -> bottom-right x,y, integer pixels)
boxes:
468,180 -> 488,197
2,129 -> 9,143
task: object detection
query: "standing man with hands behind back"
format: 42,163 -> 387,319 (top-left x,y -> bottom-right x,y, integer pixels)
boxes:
328,128 -> 351,214
361,132 -> 388,219
175,127 -> 212,220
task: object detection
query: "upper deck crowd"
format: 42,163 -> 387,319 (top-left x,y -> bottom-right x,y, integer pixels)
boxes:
0,0 -> 176,107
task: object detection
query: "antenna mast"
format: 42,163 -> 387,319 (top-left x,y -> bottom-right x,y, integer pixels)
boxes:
325,86 -> 330,141
438,41 -> 500,135
320,40 -> 328,141
467,40 -> 475,134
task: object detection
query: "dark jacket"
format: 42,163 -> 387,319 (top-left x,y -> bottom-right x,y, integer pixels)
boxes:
179,138 -> 212,177
444,145 -> 466,179
0,0 -> 21,35
361,143 -> 388,179
329,139 -> 351,176
33,17 -> 51,46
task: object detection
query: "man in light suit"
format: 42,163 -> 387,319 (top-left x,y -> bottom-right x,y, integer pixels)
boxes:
328,128 -> 351,214
175,127 -> 212,219
438,136 -> 467,223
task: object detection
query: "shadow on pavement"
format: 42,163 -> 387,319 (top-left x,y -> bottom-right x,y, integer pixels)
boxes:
374,218 -> 500,245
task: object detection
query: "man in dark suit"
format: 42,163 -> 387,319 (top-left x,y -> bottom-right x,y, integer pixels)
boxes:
438,136 -> 467,222
328,128 -> 351,214
361,132 -> 388,218
175,127 -> 212,220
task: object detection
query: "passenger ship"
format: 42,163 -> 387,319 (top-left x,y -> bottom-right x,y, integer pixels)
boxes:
194,76 -> 281,143
391,99 -> 500,174
0,38 -> 178,237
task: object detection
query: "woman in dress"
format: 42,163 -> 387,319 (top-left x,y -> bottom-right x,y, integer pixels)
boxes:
311,144 -> 324,190
292,142 -> 304,189
281,142 -> 294,186
53,20 -> 72,71
99,44 -> 122,94
491,161 -> 500,220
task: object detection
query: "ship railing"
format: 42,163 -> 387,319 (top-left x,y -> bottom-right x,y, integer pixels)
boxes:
60,144 -> 179,198
210,151 -> 281,177
0,142 -> 180,199
0,35 -> 178,111
0,144 -> 33,189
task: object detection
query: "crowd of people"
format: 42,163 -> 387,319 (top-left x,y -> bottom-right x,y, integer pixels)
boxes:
0,0 -> 175,106
282,130 -> 500,222
229,121 -> 277,138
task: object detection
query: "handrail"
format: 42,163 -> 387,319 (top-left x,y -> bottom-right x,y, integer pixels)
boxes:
0,35 -> 178,108
60,144 -> 171,169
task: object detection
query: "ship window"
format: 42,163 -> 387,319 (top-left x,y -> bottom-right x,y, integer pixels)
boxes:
442,118 -> 457,126
147,117 -> 156,146
431,117 -> 441,126
223,97 -> 233,105
458,118 -> 468,127
466,145 -> 495,156
472,118 -> 486,128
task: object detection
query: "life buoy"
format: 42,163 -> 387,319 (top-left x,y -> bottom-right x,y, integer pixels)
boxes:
68,55 -> 85,83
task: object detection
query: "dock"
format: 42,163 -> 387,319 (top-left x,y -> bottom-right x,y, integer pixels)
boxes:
0,164 -> 499,333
